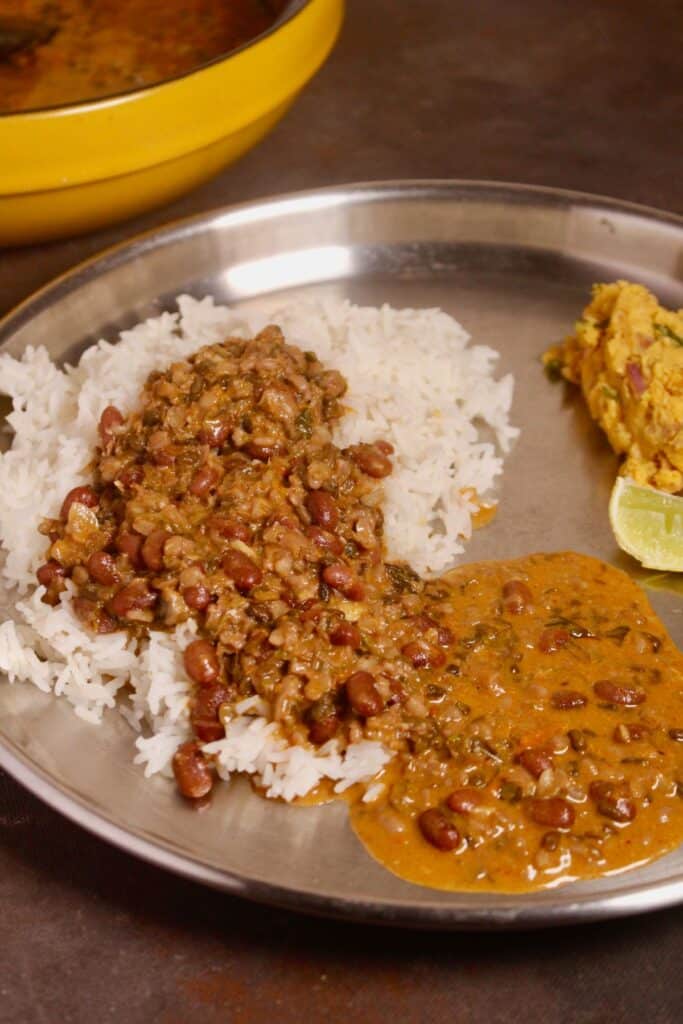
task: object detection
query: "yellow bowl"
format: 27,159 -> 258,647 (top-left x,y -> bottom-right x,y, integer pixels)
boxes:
0,0 -> 343,246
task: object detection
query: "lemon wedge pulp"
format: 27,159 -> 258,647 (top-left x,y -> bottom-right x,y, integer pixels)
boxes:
609,477 -> 683,571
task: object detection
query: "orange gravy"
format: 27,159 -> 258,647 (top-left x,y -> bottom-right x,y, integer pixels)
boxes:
347,552 -> 683,892
0,0 -> 284,113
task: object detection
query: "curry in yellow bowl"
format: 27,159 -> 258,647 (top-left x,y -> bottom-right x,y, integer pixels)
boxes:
0,0 -> 343,245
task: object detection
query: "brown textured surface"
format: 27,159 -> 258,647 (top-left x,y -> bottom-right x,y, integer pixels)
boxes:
1,1 -> 682,1021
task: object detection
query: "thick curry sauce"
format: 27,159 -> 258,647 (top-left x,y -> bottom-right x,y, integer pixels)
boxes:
0,1 -> 285,113
350,552 -> 683,892
38,327 -> 683,894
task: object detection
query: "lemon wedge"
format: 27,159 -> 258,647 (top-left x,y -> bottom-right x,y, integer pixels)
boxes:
609,477 -> 683,571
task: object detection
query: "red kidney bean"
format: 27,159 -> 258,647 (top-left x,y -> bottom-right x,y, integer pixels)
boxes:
593,680 -> 646,706
183,638 -> 220,686
106,579 -> 158,618
306,490 -> 339,529
322,562 -> 364,600
345,671 -> 383,717
418,809 -> 460,851
527,797 -> 575,830
86,551 -> 121,586
183,583 -> 211,611
198,420 -> 231,448
71,597 -> 117,634
141,529 -> 169,572
613,723 -> 650,743
502,579 -> 533,614
401,641 -> 428,668
322,562 -> 353,590
189,465 -> 220,498
36,560 -> 66,588
172,741 -> 213,799
541,831 -> 561,852
668,728 -> 683,743
589,781 -> 637,823
411,615 -> 453,646
551,689 -> 588,710
119,464 -> 144,489
344,580 -> 366,602
60,485 -> 99,520
191,684 -> 231,742
538,627 -> 570,653
329,620 -> 361,647
207,516 -> 252,542
349,443 -> 393,479
518,747 -> 554,778
116,530 -> 144,568
447,789 -> 483,815
191,719 -> 224,743
245,441 -> 280,462
222,549 -> 262,594
193,682 -> 231,721
305,525 -> 344,556
568,729 -> 588,752
98,405 -> 124,446
374,440 -> 394,455
309,715 -> 341,745
401,641 -> 445,669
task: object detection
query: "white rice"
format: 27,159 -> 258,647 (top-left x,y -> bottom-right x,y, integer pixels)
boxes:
0,295 -> 517,799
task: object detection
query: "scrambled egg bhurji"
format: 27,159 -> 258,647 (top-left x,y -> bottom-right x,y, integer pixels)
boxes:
38,326 -> 683,892
545,281 -> 683,493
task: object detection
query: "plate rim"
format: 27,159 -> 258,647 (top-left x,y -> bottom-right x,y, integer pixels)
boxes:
2,178 -> 682,929
2,177 -> 682,341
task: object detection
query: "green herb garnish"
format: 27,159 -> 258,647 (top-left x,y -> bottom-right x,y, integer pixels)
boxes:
655,323 -> 683,346
604,625 -> 630,645
425,684 -> 445,702
499,781 -> 522,803
385,562 -> 422,593
295,408 -> 313,437
544,357 -> 564,381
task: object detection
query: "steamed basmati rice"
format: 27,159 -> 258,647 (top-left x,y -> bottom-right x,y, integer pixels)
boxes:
0,295 -> 517,798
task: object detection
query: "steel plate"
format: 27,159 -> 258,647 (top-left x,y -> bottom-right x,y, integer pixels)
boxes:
1,181 -> 682,929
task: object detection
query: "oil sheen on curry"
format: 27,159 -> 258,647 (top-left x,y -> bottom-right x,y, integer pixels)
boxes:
38,327 -> 683,894
0,1 -> 285,113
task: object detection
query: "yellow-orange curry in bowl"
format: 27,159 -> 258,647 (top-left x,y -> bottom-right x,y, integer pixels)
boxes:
0,0 -> 287,112
0,0 -> 343,244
